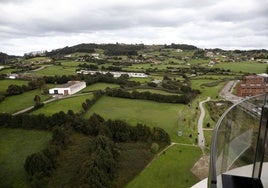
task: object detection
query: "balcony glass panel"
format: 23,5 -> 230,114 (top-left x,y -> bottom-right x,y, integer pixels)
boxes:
209,94 -> 267,188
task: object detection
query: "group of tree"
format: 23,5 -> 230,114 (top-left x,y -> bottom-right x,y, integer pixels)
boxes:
0,111 -> 170,187
42,73 -> 140,88
78,63 -> 98,70
6,79 -> 47,96
45,43 -> 95,58
105,88 -> 192,104
102,43 -> 144,56
78,136 -> 119,187
24,126 -> 68,187
44,43 -> 145,58
164,43 -> 198,50
0,112 -> 170,146
0,52 -> 18,64
103,65 -> 122,71
81,90 -> 104,112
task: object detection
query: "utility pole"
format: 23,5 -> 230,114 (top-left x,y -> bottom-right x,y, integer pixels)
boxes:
178,111 -> 182,136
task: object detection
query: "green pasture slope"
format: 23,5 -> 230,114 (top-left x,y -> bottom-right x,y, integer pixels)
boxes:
214,62 -> 266,73
134,88 -> 180,95
0,79 -> 29,94
32,65 -> 77,76
79,83 -> 120,93
127,144 -> 202,188
0,128 -> 51,187
31,94 -> 93,115
190,79 -> 226,99
0,90 -> 50,114
84,96 -> 200,144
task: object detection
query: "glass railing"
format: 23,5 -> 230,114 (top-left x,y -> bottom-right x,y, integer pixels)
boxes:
208,94 -> 268,188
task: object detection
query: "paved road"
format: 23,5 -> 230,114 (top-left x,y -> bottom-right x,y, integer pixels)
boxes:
220,80 -> 243,103
198,97 -> 210,155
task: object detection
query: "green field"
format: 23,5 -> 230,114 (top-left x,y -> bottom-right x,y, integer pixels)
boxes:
0,90 -> 50,113
124,63 -> 182,71
31,94 -> 93,115
0,128 -> 51,187
32,65 -> 77,76
80,83 -> 120,93
128,77 -> 151,83
23,57 -> 52,63
0,68 -> 17,74
127,144 -> 202,188
191,79 -> 226,99
0,79 -> 28,94
214,62 -> 266,73
84,96 -> 199,144
134,88 -> 180,95
59,60 -> 82,67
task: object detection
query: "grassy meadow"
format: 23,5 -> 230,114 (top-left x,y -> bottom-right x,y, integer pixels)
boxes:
190,79 -> 226,100
127,144 -> 202,188
0,79 -> 29,94
0,128 -> 51,188
214,62 -> 266,73
79,83 -> 120,93
32,65 -> 77,76
84,96 -> 200,144
31,94 -> 93,115
0,90 -> 50,114
134,88 -> 180,95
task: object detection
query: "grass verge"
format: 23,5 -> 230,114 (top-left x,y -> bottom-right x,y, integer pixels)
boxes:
126,144 -> 202,188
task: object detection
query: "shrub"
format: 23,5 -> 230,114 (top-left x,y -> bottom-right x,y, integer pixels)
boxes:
150,143 -> 159,154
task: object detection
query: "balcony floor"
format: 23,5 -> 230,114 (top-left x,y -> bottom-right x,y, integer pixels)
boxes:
192,162 -> 268,188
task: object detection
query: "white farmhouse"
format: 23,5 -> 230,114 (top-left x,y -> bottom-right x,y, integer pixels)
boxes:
49,81 -> 86,95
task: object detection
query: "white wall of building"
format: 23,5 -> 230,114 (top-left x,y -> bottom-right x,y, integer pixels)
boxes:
49,81 -> 86,95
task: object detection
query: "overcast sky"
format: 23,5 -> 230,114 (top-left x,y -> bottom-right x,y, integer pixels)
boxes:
0,0 -> 267,55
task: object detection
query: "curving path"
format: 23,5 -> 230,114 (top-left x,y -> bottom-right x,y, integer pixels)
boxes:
198,97 -> 210,155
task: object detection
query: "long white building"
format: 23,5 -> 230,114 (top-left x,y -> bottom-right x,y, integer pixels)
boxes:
49,81 -> 86,95
77,70 -> 148,78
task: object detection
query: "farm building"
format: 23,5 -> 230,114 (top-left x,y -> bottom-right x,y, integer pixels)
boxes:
49,81 -> 86,95
77,70 -> 149,78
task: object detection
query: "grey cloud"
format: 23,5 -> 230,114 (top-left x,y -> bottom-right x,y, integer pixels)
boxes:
0,0 -> 267,55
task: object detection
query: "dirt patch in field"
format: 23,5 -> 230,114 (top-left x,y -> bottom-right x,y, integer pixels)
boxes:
191,155 -> 210,180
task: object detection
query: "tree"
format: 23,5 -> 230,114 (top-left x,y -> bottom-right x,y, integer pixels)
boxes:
24,152 -> 53,176
33,95 -> 44,109
151,143 -> 159,154
51,126 -> 70,147
6,84 -> 23,95
34,95 -> 41,104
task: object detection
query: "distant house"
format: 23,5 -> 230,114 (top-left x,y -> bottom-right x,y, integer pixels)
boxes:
208,61 -> 215,67
91,53 -> 100,59
7,73 -> 19,79
49,81 -> 86,95
64,54 -> 72,58
206,52 -> 214,57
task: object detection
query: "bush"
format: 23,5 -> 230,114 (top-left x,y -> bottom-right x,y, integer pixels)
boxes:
150,143 -> 159,154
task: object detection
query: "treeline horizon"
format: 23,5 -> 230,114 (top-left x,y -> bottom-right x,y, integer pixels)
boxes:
1,42 -> 267,62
